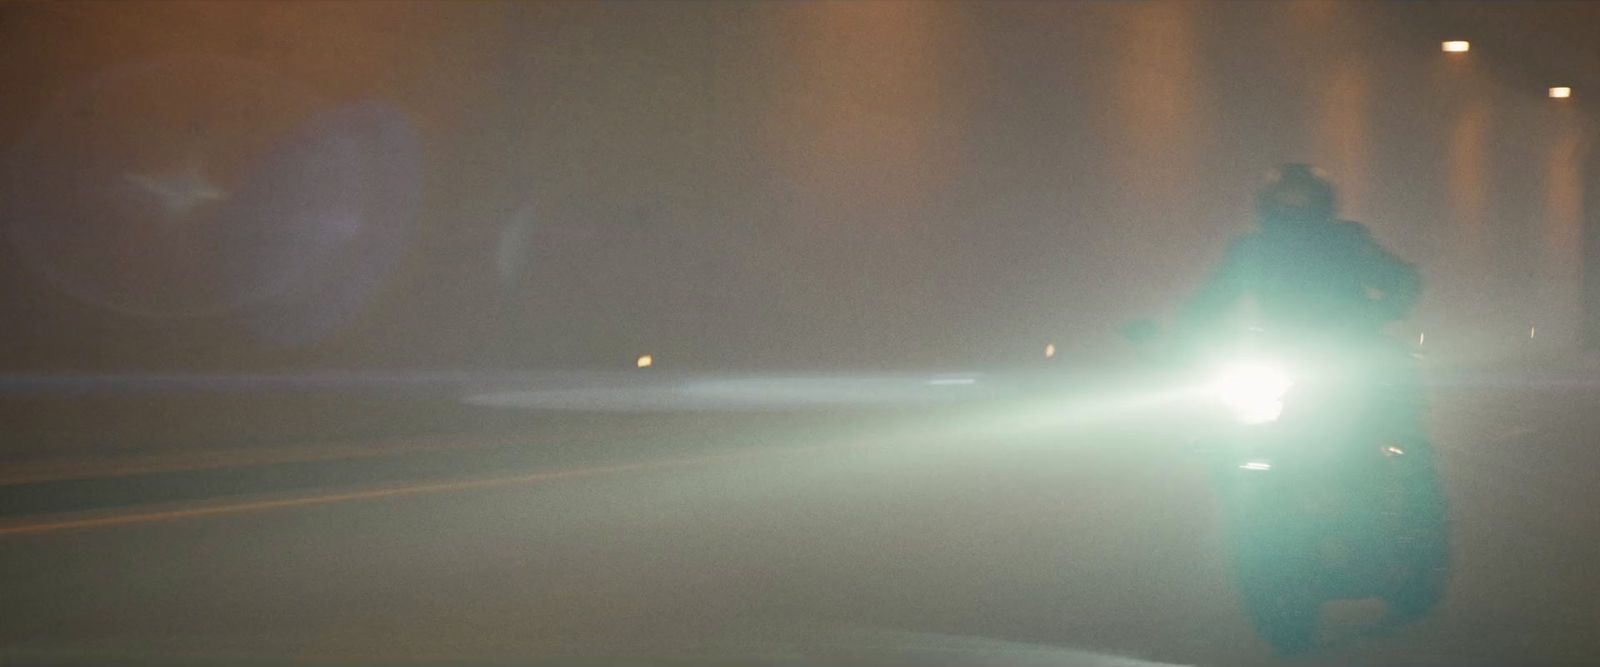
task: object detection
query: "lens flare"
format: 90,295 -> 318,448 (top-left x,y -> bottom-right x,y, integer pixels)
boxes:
1213,361 -> 1293,424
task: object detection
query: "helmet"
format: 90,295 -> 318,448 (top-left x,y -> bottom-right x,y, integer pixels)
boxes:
1256,163 -> 1336,225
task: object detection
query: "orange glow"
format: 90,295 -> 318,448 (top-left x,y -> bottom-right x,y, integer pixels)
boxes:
760,2 -> 966,232
1538,125 -> 1585,345
1446,103 -> 1491,257
1313,61 -> 1371,216
1544,134 -> 1584,258
636,354 -> 654,369
1102,1 -> 1207,254
1110,3 -> 1201,155
1441,41 -> 1469,53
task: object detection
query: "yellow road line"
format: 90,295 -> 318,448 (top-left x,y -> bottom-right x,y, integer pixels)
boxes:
0,438 -> 503,486
0,424 -> 668,486
0,449 -> 761,538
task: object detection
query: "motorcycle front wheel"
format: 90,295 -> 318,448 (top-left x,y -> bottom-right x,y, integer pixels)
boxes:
1380,444 -> 1452,622
1237,559 -> 1321,654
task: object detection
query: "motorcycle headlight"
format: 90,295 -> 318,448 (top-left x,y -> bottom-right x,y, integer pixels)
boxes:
1213,361 -> 1293,425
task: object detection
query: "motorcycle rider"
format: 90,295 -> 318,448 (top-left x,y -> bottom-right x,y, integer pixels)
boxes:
1185,164 -> 1447,631
1181,163 -> 1420,337
1180,164 -> 1426,440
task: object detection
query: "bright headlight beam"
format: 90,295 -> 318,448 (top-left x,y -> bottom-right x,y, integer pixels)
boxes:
1213,361 -> 1293,424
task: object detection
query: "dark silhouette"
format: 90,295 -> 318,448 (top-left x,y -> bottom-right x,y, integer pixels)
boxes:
1171,165 -> 1449,653
1182,164 -> 1420,338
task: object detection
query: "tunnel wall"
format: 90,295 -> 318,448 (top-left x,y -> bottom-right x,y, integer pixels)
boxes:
0,1 -> 1591,370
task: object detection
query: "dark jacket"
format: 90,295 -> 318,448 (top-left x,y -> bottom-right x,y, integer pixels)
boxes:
1182,219 -> 1420,336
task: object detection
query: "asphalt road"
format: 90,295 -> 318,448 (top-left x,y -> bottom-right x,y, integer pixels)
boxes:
3,376 -> 1598,667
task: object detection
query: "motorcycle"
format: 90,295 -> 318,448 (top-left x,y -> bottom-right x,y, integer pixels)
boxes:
1143,325 -> 1450,653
